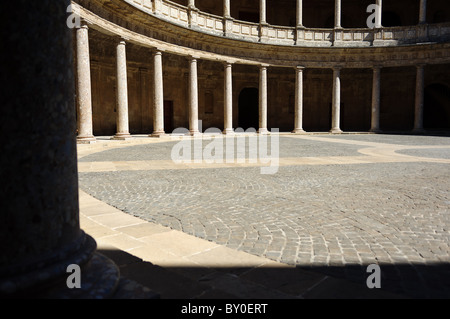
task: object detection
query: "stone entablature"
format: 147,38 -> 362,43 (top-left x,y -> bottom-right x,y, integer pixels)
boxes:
72,0 -> 450,69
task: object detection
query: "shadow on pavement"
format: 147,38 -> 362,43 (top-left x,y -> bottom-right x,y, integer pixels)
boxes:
98,248 -> 450,299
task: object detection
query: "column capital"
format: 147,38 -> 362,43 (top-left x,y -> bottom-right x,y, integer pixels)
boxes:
78,18 -> 92,29
259,64 -> 270,70
295,65 -> 306,71
115,36 -> 129,45
152,48 -> 165,55
188,55 -> 200,61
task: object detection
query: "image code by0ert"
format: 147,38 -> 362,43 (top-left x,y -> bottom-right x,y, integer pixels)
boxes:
225,304 -> 269,314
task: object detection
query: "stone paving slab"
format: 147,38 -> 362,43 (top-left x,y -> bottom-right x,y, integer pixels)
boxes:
77,134 -> 450,298
79,190 -> 401,299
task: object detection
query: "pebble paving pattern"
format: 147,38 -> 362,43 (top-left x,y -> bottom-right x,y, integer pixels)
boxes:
79,135 -> 450,297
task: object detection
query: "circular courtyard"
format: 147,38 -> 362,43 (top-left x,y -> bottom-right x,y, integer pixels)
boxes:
78,134 -> 450,297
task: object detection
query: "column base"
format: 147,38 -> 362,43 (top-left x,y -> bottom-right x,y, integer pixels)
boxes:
222,128 -> 234,135
0,233 -> 159,299
258,128 -> 269,135
44,252 -> 159,299
329,128 -> 343,134
1,232 -> 96,297
112,133 -> 133,140
292,128 -> 306,134
369,128 -> 381,134
189,130 -> 202,137
77,135 -> 96,144
150,131 -> 166,138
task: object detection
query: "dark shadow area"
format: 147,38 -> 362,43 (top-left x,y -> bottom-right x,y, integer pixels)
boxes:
424,84 -> 450,131
98,248 -> 450,299
238,88 -> 259,131
382,11 -> 403,27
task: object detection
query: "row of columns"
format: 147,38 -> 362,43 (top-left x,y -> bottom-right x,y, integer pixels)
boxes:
184,0 -> 429,28
76,23 -> 427,142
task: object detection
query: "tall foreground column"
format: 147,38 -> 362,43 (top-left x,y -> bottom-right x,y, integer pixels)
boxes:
258,65 -> 269,134
76,21 -> 96,143
114,38 -> 132,140
330,67 -> 343,133
189,57 -> 200,136
292,66 -> 305,133
370,67 -> 381,133
413,65 -> 426,133
0,1 -> 120,298
223,63 -> 234,134
151,50 -> 165,137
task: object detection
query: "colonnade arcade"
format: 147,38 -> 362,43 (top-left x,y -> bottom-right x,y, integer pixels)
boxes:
75,22 -> 430,143
159,0 -> 431,27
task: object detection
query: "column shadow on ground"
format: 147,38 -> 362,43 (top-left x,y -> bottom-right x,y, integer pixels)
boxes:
98,248 -> 450,299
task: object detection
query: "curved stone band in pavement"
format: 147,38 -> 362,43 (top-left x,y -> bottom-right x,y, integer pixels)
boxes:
78,134 -> 450,298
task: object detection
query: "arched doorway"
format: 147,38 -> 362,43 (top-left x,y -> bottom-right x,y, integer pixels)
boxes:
424,83 -> 450,130
238,88 -> 259,130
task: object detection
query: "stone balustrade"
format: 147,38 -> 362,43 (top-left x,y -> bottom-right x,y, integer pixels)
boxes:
126,0 -> 450,48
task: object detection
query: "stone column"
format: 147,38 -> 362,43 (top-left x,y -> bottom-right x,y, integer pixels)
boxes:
224,0 -> 231,18
413,65 -> 426,133
188,57 -> 200,136
151,50 -> 165,137
370,67 -> 381,133
260,0 -> 267,24
223,62 -> 234,135
330,67 -> 343,133
113,38 -> 132,140
76,21 -> 96,143
0,0 -> 122,298
296,0 -> 303,27
258,65 -> 269,134
292,66 -> 306,133
223,0 -> 233,36
376,0 -> 383,28
419,0 -> 427,24
335,0 -> 342,28
188,0 -> 195,8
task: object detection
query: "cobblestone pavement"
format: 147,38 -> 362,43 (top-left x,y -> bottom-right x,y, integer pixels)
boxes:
78,134 -> 450,298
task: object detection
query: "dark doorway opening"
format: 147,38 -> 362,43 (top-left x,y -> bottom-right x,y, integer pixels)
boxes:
382,11 -> 402,27
239,11 -> 259,23
164,100 -> 174,133
424,84 -> 450,130
238,88 -> 259,130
